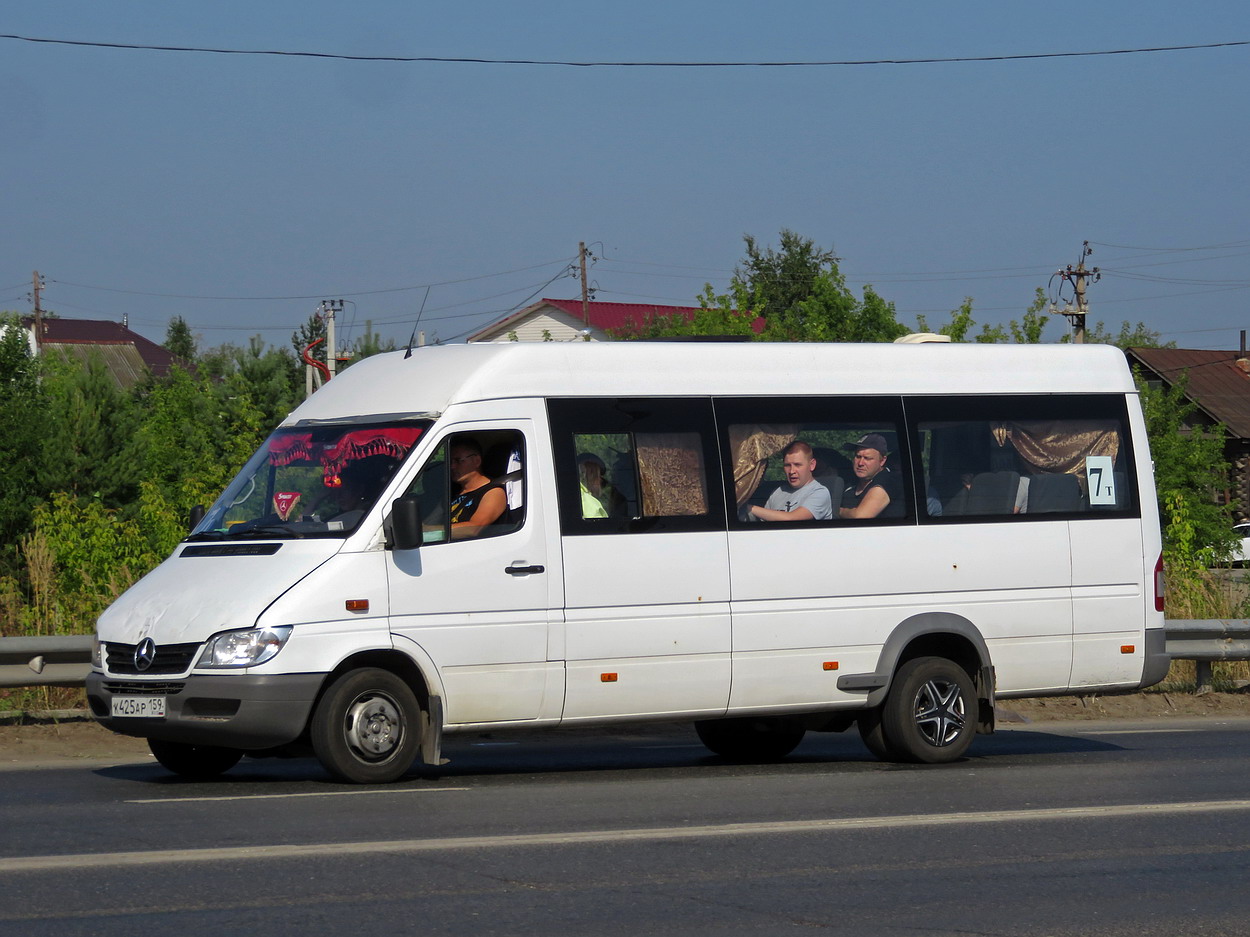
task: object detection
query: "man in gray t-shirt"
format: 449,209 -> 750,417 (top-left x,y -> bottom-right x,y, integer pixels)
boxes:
747,440 -> 833,522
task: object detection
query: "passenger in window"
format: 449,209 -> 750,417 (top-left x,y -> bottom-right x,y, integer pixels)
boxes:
746,440 -> 833,522
449,439 -> 508,538
840,434 -> 903,519
578,453 -> 610,519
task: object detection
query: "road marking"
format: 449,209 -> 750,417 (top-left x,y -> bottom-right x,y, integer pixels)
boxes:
1077,729 -> 1196,736
4,799 -> 1250,873
124,786 -> 468,805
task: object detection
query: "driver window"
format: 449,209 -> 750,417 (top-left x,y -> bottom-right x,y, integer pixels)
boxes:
405,431 -> 525,544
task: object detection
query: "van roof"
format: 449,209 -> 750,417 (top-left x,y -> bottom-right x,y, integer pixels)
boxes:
284,341 -> 1136,424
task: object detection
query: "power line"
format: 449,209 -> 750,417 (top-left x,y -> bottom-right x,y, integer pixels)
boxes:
1087,238 -> 1250,253
2,33 -> 1246,67
46,257 -> 574,301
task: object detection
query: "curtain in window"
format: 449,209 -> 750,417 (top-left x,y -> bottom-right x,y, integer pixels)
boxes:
994,420 -> 1121,478
727,424 -> 799,506
636,433 -> 709,516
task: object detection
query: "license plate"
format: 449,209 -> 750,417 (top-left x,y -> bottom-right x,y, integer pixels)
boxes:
111,695 -> 166,718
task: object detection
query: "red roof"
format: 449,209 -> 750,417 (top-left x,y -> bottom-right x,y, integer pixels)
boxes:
468,298 -> 763,340
540,298 -> 703,332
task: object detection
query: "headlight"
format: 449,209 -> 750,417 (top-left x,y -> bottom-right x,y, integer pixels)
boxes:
196,626 -> 293,669
91,635 -> 104,671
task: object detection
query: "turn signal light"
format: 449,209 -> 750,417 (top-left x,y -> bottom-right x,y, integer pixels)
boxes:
823,661 -> 839,671
601,673 -> 618,683
1120,645 -> 1135,654
345,599 -> 369,612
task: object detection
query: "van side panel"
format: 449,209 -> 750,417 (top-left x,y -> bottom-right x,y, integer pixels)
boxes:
728,522 -> 1074,710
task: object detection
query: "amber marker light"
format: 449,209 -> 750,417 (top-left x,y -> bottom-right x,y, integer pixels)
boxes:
601,673 -> 618,683
345,599 -> 369,612
1120,645 -> 1135,654
823,661 -> 839,671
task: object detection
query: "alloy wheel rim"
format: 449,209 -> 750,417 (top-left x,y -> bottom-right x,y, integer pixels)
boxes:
912,678 -> 966,746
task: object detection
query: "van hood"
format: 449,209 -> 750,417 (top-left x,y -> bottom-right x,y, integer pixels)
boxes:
96,540 -> 342,645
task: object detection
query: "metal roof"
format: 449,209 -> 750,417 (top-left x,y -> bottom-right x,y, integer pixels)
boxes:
22,317 -> 184,388
465,298 -> 763,341
1126,347 -> 1250,439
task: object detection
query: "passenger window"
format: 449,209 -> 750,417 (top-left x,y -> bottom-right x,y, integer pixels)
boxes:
548,398 -> 722,535
404,431 -> 525,543
725,412 -> 907,524
913,398 -> 1133,519
573,432 -> 708,520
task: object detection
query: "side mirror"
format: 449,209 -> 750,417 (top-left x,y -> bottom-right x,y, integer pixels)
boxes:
389,496 -> 422,551
187,504 -> 205,533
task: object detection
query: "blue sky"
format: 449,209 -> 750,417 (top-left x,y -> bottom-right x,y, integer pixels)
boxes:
2,2 -> 1247,353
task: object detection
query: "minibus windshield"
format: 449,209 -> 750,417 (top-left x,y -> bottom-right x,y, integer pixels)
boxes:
187,421 -> 428,540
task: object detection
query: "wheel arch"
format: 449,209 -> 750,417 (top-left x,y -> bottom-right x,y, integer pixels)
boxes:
868,612 -> 996,733
311,639 -> 445,767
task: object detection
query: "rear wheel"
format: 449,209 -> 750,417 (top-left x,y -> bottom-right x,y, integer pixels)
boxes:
311,668 -> 421,783
148,739 -> 243,779
878,656 -> 976,763
695,717 -> 806,761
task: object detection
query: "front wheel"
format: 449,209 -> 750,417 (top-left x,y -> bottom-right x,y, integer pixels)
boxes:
878,656 -> 976,764
695,717 -> 806,761
148,739 -> 243,779
310,668 -> 422,783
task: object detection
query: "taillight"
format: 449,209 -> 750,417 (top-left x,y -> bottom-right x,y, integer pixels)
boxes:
1154,553 -> 1165,612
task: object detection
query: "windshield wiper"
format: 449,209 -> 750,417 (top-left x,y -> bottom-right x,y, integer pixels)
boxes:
225,525 -> 306,539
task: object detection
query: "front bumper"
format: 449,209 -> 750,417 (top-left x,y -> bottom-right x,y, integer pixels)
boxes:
86,671 -> 326,751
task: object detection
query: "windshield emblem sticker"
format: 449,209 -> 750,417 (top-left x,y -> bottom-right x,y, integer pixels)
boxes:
274,492 -> 302,521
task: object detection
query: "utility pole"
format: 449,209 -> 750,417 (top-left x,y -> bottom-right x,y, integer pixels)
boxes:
579,241 -> 590,323
1054,241 -> 1100,344
321,299 -> 344,377
31,271 -> 44,352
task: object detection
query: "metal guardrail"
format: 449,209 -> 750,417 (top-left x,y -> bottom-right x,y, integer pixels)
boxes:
0,635 -> 93,689
1163,620 -> 1250,693
0,623 -> 1247,692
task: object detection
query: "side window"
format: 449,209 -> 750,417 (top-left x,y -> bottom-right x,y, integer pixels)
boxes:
719,397 -> 909,525
549,398 -> 722,535
911,395 -> 1136,521
404,430 -> 525,543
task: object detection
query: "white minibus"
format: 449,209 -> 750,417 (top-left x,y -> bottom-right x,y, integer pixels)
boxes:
88,341 -> 1168,782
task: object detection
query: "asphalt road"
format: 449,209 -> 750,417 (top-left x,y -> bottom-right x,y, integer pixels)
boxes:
2,718 -> 1250,937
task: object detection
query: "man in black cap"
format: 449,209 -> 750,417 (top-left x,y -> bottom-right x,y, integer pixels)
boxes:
840,433 -> 902,519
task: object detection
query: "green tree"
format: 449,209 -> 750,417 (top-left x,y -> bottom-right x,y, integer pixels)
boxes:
0,316 -> 49,573
1007,289 -> 1052,344
292,313 -> 328,370
199,338 -> 301,430
615,231 -> 907,343
132,365 -> 267,520
38,354 -> 140,509
736,229 -> 838,320
1137,371 -> 1237,563
347,322 -> 397,363
1064,320 -> 1174,349
163,315 -> 197,362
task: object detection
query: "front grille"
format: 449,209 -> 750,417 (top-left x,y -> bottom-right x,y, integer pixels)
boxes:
102,681 -> 185,695
105,642 -> 200,675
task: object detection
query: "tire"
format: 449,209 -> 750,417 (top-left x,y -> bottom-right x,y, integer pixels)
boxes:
148,739 -> 243,779
311,668 -> 421,783
856,706 -> 900,761
879,656 -> 976,764
695,717 -> 806,761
